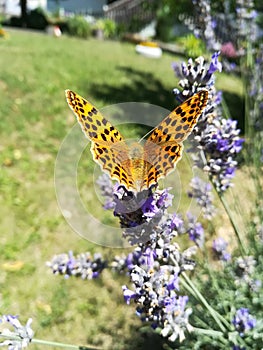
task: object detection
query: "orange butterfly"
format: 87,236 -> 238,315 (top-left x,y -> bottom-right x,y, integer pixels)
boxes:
66,90 -> 208,192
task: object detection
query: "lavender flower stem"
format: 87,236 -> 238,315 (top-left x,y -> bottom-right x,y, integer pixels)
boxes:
203,256 -> 230,315
172,252 -> 229,331
192,327 -> 227,342
220,96 -> 232,119
180,271 -> 229,332
199,146 -> 246,253
215,189 -> 247,255
32,338 -> 102,350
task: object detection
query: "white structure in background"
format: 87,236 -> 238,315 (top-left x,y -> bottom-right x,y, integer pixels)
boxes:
135,44 -> 162,59
47,0 -> 107,16
0,0 -> 47,16
0,0 -> 107,17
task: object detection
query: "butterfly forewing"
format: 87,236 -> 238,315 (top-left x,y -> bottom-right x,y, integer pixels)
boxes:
65,90 -> 123,143
65,90 -> 135,190
147,90 -> 208,145
141,90 -> 208,189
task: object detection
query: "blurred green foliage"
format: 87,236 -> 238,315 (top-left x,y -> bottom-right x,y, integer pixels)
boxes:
177,33 -> 206,58
67,15 -> 92,39
4,7 -> 48,30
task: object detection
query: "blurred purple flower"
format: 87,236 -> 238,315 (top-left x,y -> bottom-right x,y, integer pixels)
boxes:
208,52 -> 222,74
212,237 -> 231,261
192,0 -> 220,51
46,251 -> 106,279
96,174 -> 116,210
186,213 -> 204,248
236,1 -> 258,44
0,315 -> 34,350
232,308 -> 256,336
188,177 -> 216,219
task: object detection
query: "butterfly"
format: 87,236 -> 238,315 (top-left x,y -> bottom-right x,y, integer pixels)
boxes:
65,89 -> 208,193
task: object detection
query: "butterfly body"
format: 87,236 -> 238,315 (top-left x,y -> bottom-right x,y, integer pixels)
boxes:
65,89 -> 208,193
129,143 -> 153,192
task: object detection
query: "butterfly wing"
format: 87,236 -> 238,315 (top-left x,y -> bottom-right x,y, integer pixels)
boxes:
65,90 -> 135,190
142,90 -> 208,189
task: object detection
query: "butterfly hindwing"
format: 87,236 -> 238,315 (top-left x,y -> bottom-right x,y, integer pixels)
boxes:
142,141 -> 183,189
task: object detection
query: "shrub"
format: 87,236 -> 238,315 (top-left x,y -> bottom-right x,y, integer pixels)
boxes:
5,7 -> 48,30
67,16 -> 91,39
178,33 -> 206,58
26,7 -> 48,30
100,19 -> 117,39
93,18 -> 117,39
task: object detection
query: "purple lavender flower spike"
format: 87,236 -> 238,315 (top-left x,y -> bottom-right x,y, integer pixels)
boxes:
234,256 -> 259,292
122,264 -> 192,342
96,173 -> 117,210
186,213 -> 204,248
46,251 -> 106,279
232,308 -> 256,336
192,0 -> 221,51
173,52 -> 244,192
0,315 -> 34,349
208,52 -> 222,74
236,0 -> 258,45
188,177 -> 216,219
122,286 -> 136,304
212,237 -> 231,261
170,213 -> 184,232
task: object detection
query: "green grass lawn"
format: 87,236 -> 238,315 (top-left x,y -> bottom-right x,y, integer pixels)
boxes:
0,28 -> 244,349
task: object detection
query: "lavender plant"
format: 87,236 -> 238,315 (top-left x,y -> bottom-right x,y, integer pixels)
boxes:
46,48 -> 263,349
41,50 -> 263,350
192,0 -> 220,51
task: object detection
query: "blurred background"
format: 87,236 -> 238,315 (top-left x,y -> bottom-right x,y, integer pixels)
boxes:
0,1 -> 262,349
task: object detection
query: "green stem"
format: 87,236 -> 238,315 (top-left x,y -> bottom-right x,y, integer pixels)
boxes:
193,327 -> 229,346
0,332 -> 102,350
221,97 -> 232,119
215,189 -> 247,255
179,270 -> 230,332
0,334 -> 101,350
192,327 -> 226,340
199,148 -> 246,255
32,339 -> 102,350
